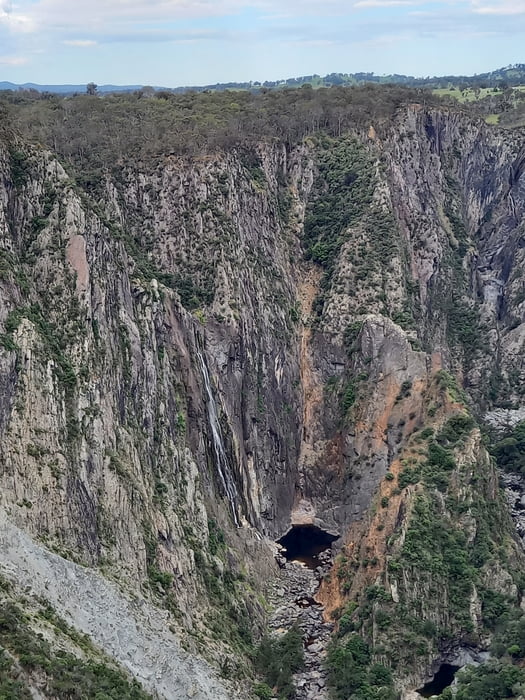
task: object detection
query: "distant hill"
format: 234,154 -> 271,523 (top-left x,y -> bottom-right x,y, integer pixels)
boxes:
175,64 -> 525,92
0,82 -> 151,95
1,64 -> 524,96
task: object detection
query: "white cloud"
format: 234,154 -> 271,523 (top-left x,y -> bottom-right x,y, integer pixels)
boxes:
0,53 -> 28,64
354,0 -> 419,7
0,6 -> 35,32
28,0 -> 249,28
472,0 -> 525,13
2,0 -> 524,55
2,0 -> 488,38
63,39 -> 97,46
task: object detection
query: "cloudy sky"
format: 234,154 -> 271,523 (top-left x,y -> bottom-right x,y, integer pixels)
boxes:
0,0 -> 523,86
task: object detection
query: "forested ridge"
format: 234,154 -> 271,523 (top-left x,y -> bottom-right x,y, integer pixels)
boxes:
1,85 -> 444,171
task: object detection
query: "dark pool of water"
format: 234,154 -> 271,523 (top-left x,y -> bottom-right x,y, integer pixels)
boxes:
417,664 -> 460,697
277,525 -> 338,569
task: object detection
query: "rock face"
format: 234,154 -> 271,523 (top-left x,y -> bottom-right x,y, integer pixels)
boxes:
1,102 -> 525,697
501,471 -> 525,545
0,509 -> 232,700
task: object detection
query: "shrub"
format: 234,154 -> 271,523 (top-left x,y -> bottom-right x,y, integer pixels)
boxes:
395,380 -> 412,403
342,381 -> 356,412
254,626 -> 304,699
436,413 -> 475,447
493,421 -> 525,474
427,442 -> 456,471
344,321 -> 363,353
398,467 -> 421,489
253,682 -> 273,699
443,660 -> 525,700
326,634 -> 396,700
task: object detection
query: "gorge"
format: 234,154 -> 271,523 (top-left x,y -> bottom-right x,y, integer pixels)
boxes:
1,87 -> 525,699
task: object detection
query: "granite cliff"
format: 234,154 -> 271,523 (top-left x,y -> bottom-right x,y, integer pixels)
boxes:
1,95 -> 525,698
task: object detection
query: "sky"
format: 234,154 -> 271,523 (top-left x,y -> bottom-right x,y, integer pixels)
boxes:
0,0 -> 524,86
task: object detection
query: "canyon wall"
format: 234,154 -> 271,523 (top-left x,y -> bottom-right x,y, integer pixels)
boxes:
1,104 -> 525,697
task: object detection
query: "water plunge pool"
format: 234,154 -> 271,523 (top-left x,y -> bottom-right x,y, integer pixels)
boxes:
417,664 -> 460,697
277,525 -> 338,569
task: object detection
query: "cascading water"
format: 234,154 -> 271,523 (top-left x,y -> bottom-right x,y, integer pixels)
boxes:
197,351 -> 241,527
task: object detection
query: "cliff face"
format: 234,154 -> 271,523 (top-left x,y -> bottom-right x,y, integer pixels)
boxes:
1,103 -> 525,698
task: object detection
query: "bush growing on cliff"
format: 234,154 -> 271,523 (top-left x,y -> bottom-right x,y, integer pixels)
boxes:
254,625 -> 304,699
344,321 -> 364,354
436,413 -> 475,447
437,661 -> 525,700
253,682 -> 273,699
342,380 -> 357,413
326,634 -> 396,700
493,421 -> 525,475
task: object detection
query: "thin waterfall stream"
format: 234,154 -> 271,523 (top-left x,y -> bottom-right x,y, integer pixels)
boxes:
197,351 -> 241,527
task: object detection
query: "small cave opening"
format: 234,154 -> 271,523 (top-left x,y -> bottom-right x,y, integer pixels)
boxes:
417,664 -> 460,698
277,525 -> 338,569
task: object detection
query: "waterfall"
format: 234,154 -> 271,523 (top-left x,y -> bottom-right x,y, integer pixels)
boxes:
197,352 -> 241,527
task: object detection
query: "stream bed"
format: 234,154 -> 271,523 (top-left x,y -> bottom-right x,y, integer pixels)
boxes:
267,544 -> 334,699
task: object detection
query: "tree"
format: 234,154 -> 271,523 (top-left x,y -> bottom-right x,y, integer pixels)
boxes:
86,83 -> 98,96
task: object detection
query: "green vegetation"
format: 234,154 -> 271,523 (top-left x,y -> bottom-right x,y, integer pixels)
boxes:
170,273 -> 215,311
143,523 -> 176,597
395,493 -> 476,628
397,412 -> 468,492
438,608 -> 525,698
0,649 -> 32,700
208,518 -> 226,556
2,304 -> 77,400
326,634 -> 396,700
304,137 -> 376,275
395,380 -> 412,403
435,413 -> 475,447
143,517 -> 253,666
194,544 -> 253,654
253,682 -> 273,699
434,369 -> 468,405
342,380 -> 357,413
329,394 -> 523,695
254,626 -> 304,700
438,661 -> 525,700
445,297 -> 484,369
433,168 -> 485,376
343,321 -> 364,354
492,421 -> 525,475
302,133 -> 412,328
0,86 -> 441,175
433,86 -> 503,103
304,136 -> 398,296
8,147 -> 30,188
